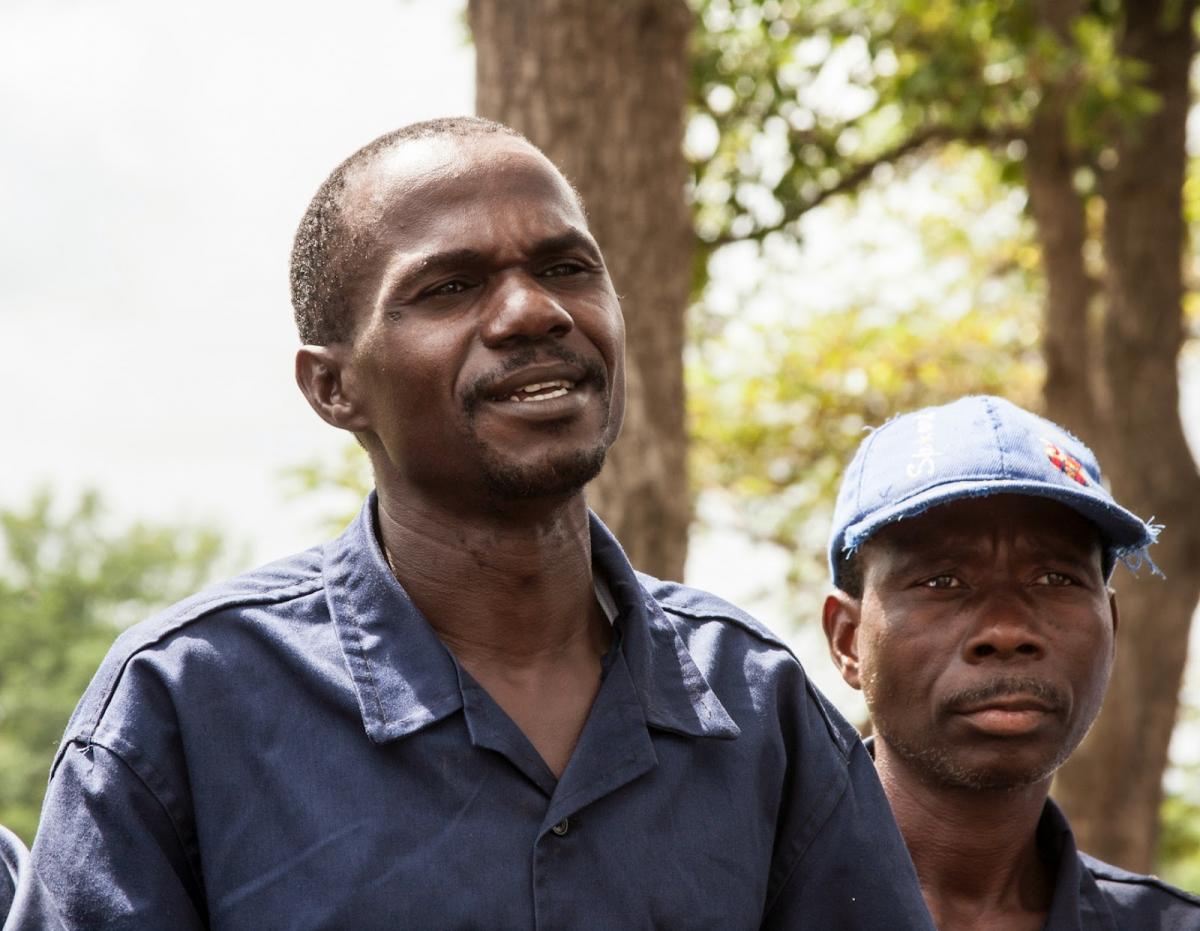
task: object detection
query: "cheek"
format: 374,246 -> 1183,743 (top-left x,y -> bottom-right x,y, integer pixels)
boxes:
359,334 -> 459,411
857,631 -> 906,707
1061,610 -> 1115,673
1075,636 -> 1114,706
857,615 -> 950,713
578,294 -> 624,355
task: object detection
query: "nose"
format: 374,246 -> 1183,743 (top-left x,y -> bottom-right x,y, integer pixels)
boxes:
480,272 -> 574,346
962,591 -> 1046,663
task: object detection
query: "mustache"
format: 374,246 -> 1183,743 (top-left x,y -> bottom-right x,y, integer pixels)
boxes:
942,677 -> 1068,715
461,346 -> 607,413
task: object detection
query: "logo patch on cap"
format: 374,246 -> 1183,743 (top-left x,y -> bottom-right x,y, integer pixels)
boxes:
1044,440 -> 1088,486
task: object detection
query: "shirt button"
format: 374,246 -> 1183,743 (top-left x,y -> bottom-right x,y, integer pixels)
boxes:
551,818 -> 570,837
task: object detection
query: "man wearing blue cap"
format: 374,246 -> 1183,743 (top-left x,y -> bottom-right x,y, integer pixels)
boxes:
822,395 -> 1200,929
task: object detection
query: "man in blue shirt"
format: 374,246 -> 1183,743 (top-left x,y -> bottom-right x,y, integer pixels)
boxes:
31,117 -> 933,929
822,395 -> 1200,929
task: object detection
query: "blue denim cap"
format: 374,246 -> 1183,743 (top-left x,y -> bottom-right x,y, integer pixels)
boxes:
828,395 -> 1160,587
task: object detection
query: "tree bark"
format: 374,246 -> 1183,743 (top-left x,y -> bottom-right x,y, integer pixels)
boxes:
1052,0 -> 1200,872
1027,0 -> 1098,440
468,0 -> 695,580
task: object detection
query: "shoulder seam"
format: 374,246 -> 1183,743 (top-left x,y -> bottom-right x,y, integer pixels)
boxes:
67,737 -> 205,898
652,590 -> 851,758
1083,857 -> 1200,906
656,601 -> 791,653
84,575 -> 325,740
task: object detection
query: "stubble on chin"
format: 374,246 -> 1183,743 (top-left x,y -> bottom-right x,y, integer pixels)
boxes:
867,698 -> 1076,792
875,722 -> 1066,792
476,436 -> 610,501
459,347 -> 618,502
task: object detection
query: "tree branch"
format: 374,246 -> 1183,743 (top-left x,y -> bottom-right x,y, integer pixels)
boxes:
704,123 -> 1023,248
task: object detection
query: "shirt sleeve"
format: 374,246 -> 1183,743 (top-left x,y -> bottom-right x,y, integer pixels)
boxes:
760,691 -> 935,930
1,823 -> 66,931
31,740 -> 207,930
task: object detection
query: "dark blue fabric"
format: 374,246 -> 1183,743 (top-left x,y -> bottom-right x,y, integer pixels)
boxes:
32,496 -> 932,930
1041,798 -> 1200,930
828,395 -> 1157,585
0,825 -> 64,931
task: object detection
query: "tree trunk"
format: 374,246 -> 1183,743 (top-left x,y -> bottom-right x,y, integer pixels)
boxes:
1027,0 -> 1098,440
1052,0 -> 1200,872
468,0 -> 695,580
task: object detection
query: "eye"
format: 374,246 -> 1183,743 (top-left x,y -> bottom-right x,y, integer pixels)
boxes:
919,574 -> 963,589
539,261 -> 588,278
1034,571 -> 1077,586
417,278 -> 476,300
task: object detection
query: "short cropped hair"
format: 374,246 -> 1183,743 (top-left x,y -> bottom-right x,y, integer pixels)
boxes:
289,116 -> 526,345
836,552 -> 864,599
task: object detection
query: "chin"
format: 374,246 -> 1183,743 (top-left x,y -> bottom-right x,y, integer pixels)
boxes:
479,444 -> 609,501
885,731 -> 1069,792
946,763 -> 1057,792
937,743 -> 1074,791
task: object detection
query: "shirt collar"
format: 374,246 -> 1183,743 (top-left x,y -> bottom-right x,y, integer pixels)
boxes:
588,512 -> 739,740
1040,798 -> 1120,930
860,741 -> 1118,929
323,493 -> 738,745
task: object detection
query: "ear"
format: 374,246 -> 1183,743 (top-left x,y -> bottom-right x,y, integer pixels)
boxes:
822,591 -> 863,690
295,344 -> 369,432
1108,589 -> 1120,645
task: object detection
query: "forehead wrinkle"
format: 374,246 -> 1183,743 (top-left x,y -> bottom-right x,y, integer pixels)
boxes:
337,137 -> 561,236
343,131 -> 586,247
866,504 -> 1102,581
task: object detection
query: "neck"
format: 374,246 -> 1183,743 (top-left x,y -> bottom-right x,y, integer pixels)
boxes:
874,740 -> 1054,931
374,483 -> 602,663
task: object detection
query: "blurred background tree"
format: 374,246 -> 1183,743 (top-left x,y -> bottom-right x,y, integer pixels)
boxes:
464,0 -> 1199,878
0,491 -> 223,842
470,0 -> 697,582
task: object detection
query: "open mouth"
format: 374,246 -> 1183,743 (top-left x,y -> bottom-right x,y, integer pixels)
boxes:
463,349 -> 608,420
505,380 -> 575,403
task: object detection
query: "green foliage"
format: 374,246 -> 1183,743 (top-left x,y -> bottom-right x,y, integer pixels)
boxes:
281,443 -> 372,535
0,490 -> 223,843
687,0 -> 1157,256
1183,152 -> 1200,336
1160,676 -> 1200,892
1161,767 -> 1200,892
688,147 -> 1042,589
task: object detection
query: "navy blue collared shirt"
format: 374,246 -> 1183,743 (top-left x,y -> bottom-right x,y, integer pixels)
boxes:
1,825 -> 64,931
1040,798 -> 1200,929
32,497 -> 932,929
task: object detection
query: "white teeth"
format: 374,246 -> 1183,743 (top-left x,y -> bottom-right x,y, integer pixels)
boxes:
508,387 -> 570,403
506,380 -> 573,402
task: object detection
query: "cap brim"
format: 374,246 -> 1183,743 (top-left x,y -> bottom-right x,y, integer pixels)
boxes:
840,479 -> 1154,562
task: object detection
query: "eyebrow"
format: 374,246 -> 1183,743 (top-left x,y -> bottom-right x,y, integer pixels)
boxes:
526,230 -> 604,264
392,248 -> 486,290
386,229 -> 604,296
877,533 -> 1101,577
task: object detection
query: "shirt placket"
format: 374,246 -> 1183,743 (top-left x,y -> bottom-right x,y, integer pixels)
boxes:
530,651 -> 658,930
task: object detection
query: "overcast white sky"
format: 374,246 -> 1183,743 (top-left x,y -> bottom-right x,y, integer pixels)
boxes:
1,0 -> 474,559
